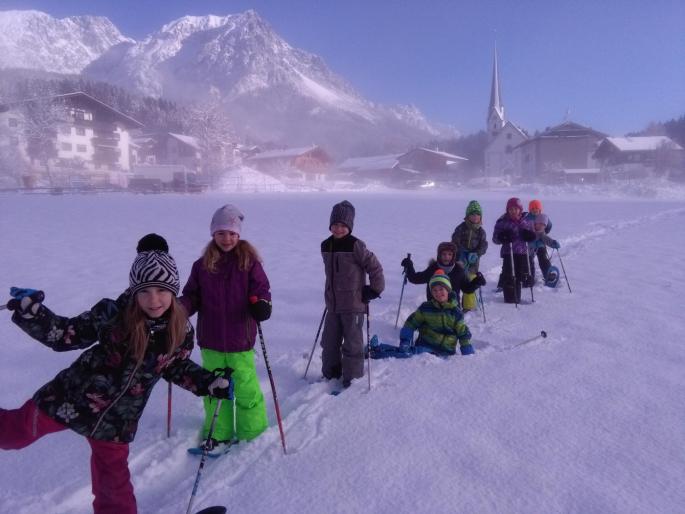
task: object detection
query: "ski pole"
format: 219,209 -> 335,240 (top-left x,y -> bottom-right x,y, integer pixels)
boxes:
513,330 -> 548,348
166,382 -> 172,438
509,242 -> 518,308
478,287 -> 486,323
250,297 -> 287,455
186,374 -> 233,514
366,304 -> 372,392
304,307 -> 327,379
525,246 -> 535,303
555,249 -> 572,293
394,253 -> 411,328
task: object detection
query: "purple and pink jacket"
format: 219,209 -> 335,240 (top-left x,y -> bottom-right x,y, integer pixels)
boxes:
179,251 -> 271,353
492,213 -> 534,256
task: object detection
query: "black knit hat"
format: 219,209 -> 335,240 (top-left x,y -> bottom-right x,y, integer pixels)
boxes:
129,251 -> 180,295
329,200 -> 355,233
136,233 -> 169,253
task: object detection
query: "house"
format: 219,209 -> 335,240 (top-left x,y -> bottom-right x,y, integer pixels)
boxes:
513,121 -> 606,182
132,132 -> 201,172
483,48 -> 529,177
246,145 -> 332,182
395,147 -> 468,184
336,153 -> 401,182
0,91 -> 142,187
593,136 -> 684,179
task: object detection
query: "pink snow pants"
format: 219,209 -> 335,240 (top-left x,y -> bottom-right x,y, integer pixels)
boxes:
0,399 -> 137,514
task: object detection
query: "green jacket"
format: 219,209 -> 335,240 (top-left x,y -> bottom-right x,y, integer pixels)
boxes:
400,293 -> 471,354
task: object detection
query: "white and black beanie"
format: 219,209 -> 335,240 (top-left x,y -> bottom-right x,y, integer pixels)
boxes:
129,251 -> 180,295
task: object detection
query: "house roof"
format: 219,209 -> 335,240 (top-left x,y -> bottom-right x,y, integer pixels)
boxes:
337,154 -> 400,172
9,91 -> 143,128
168,132 -> 200,151
603,136 -> 683,152
247,145 -> 320,160
515,121 -> 606,149
400,147 -> 468,162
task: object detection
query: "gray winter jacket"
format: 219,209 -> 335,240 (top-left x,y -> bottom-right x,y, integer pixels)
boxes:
321,234 -> 385,313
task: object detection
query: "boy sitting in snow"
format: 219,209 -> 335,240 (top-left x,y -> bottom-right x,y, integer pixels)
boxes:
369,270 -> 474,358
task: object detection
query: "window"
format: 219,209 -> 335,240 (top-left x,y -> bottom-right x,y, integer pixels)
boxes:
76,144 -> 87,153
8,118 -> 18,128
75,127 -> 86,136
61,142 -> 73,151
59,125 -> 71,135
507,133 -> 512,140
70,108 -> 93,121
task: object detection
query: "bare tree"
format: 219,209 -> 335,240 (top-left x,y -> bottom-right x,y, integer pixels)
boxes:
187,88 -> 235,188
21,96 -> 67,186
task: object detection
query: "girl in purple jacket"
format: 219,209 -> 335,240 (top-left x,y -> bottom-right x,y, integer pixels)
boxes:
180,204 -> 272,454
492,197 -> 536,303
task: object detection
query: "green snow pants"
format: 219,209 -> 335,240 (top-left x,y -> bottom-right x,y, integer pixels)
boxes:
201,348 -> 268,442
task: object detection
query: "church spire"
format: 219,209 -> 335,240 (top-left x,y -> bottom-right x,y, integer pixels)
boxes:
487,45 -> 505,138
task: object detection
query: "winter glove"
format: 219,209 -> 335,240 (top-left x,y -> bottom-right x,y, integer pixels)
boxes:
498,229 -> 513,244
472,272 -> 487,287
460,344 -> 475,356
550,240 -> 560,250
520,229 -> 536,242
467,253 -> 479,265
400,257 -> 413,272
208,369 -> 234,399
248,298 -> 272,322
7,288 -> 45,319
361,285 -> 380,304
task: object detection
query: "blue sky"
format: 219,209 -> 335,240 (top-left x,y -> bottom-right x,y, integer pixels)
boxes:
2,0 -> 684,135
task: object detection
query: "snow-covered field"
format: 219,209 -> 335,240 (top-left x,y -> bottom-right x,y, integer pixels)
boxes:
1,189 -> 684,514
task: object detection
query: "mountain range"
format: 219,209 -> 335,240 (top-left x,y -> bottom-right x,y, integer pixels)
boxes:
0,9 -> 453,156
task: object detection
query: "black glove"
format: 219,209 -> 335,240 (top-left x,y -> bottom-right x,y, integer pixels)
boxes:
7,288 -> 45,319
208,368 -> 234,399
361,285 -> 380,303
400,257 -> 413,271
472,272 -> 487,287
498,229 -> 513,244
521,229 -> 536,242
248,298 -> 272,322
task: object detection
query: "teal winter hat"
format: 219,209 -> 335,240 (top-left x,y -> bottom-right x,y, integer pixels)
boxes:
466,200 -> 482,217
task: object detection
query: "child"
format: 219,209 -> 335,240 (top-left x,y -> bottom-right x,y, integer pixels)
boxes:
492,197 -> 536,303
1,251 -> 232,514
321,200 -> 385,388
525,199 -> 553,280
395,270 -> 474,356
451,200 -> 489,310
529,213 -> 560,282
180,204 -> 272,451
401,242 -> 485,308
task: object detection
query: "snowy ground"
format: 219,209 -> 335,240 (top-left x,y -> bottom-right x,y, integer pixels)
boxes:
0,189 -> 684,514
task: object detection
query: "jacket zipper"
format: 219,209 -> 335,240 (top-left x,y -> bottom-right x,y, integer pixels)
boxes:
89,329 -> 150,438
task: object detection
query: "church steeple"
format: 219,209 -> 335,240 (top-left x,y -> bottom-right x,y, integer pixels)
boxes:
487,46 -> 505,139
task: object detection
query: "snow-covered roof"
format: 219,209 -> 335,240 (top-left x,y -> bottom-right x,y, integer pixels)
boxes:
401,148 -> 468,161
248,145 -> 319,160
168,132 -> 200,150
337,154 -> 400,172
563,168 -> 601,175
604,136 -> 682,152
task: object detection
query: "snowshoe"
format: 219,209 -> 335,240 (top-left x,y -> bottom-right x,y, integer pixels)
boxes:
187,438 -> 236,458
544,266 -> 560,288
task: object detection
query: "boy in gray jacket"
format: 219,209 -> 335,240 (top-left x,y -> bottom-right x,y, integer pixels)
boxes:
320,200 -> 385,388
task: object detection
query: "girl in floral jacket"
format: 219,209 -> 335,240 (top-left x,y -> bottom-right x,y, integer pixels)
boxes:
0,251 -> 232,514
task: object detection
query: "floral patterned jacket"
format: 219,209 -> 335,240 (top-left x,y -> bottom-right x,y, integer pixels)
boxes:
12,298 -> 216,443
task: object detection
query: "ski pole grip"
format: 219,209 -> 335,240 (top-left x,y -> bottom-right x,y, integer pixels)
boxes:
249,295 -> 258,304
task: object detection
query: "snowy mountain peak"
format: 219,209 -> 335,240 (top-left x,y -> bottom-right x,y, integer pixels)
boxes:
0,9 -> 133,74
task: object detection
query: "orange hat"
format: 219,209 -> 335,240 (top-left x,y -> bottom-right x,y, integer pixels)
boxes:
529,199 -> 543,212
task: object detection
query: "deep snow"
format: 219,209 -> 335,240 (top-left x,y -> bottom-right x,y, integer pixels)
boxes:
0,189 -> 684,514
